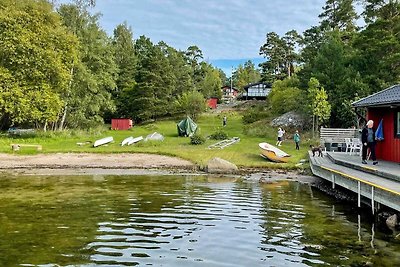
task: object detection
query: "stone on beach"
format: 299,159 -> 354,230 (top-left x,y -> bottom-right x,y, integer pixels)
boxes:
206,157 -> 238,174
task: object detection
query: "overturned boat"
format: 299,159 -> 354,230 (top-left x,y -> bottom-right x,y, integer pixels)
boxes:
121,136 -> 134,146
93,136 -> 113,147
121,136 -> 144,146
259,142 -> 290,163
127,136 -> 143,145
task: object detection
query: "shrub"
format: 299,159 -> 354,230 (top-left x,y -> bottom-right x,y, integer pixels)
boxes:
190,133 -> 205,145
209,129 -> 228,140
175,91 -> 207,121
242,106 -> 270,124
269,78 -> 306,115
243,120 -> 271,137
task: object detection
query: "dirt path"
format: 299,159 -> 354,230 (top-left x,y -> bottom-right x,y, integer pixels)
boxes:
0,153 -> 195,170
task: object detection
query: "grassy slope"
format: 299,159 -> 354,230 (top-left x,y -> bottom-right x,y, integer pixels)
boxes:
0,112 -> 311,169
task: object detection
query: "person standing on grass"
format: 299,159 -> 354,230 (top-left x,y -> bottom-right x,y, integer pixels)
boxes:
361,120 -> 378,165
294,130 -> 300,150
276,128 -> 285,146
223,115 -> 227,127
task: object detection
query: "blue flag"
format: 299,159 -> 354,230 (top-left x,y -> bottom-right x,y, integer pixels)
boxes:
376,119 -> 384,141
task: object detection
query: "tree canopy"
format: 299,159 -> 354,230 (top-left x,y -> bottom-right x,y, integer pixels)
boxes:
0,0 -> 77,129
0,0 -> 225,129
2,0 -> 399,130
260,0 -> 400,128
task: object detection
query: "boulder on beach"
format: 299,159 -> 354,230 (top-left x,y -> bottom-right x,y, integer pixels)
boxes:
206,157 -> 238,174
386,214 -> 398,229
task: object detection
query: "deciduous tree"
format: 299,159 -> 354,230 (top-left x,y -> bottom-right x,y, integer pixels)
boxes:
58,3 -> 117,128
0,0 -> 77,129
174,91 -> 206,121
308,78 -> 331,134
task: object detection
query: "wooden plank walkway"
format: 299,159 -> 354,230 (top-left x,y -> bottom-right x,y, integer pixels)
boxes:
309,152 -> 400,213
327,152 -> 400,182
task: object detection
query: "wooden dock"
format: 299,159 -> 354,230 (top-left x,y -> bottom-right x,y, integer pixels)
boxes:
309,152 -> 400,213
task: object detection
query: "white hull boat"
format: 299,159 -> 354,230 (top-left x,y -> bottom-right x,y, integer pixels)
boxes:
93,136 -> 113,147
121,136 -> 134,146
127,136 -> 143,145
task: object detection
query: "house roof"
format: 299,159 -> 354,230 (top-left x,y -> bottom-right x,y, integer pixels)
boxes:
243,82 -> 271,90
352,84 -> 400,108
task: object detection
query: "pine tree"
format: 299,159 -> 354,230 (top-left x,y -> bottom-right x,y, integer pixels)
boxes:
319,0 -> 358,32
259,31 -> 300,83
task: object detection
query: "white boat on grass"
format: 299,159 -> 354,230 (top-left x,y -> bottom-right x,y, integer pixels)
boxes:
93,136 -> 113,147
121,136 -> 134,146
145,132 -> 164,141
127,136 -> 143,145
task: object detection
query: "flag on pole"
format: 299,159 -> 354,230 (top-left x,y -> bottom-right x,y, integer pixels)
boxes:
375,119 -> 384,141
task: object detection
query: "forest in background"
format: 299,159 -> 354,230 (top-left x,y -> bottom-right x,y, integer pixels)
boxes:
259,0 -> 400,128
0,0 -> 399,130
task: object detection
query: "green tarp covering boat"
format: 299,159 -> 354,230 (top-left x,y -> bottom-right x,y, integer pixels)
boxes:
177,116 -> 197,137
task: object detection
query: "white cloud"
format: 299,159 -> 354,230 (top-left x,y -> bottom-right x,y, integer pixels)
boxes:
83,0 -> 326,59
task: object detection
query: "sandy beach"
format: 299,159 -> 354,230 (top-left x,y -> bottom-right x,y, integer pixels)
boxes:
0,153 -> 195,171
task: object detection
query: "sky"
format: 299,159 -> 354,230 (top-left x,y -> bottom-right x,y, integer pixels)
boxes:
59,0 -> 326,75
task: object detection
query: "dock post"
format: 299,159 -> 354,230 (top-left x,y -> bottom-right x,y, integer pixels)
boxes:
357,181 -> 361,208
371,187 -> 375,215
357,215 -> 361,242
331,174 -> 335,189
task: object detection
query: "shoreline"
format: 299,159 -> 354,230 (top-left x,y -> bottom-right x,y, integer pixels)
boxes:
0,152 -> 316,183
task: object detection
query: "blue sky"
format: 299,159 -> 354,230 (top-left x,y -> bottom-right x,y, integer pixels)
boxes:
59,0 -> 326,75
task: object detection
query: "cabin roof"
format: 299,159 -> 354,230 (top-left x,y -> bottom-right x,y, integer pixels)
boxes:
352,84 -> 400,108
243,82 -> 271,90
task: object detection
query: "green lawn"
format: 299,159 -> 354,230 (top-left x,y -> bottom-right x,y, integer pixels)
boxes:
0,112 -> 312,169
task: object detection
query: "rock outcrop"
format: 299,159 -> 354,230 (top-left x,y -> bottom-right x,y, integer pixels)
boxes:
270,111 -> 307,129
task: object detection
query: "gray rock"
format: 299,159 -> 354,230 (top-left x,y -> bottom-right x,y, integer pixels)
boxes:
386,214 -> 398,229
270,111 -> 307,129
207,157 -> 238,174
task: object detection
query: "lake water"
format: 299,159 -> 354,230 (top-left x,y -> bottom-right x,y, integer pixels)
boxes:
0,174 -> 399,267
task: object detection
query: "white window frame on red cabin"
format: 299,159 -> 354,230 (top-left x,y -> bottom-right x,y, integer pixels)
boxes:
396,110 -> 400,138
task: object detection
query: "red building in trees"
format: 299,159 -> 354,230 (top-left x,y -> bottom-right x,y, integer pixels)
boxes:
207,98 -> 218,109
352,85 -> 400,163
111,118 -> 133,130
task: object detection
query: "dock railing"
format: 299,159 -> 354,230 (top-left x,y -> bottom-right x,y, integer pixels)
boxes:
320,127 -> 360,152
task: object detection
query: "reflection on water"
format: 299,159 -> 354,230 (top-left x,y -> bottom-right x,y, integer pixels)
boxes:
0,175 -> 399,266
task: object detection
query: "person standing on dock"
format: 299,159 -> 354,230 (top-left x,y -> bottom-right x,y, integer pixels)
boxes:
361,120 -> 378,165
294,130 -> 300,150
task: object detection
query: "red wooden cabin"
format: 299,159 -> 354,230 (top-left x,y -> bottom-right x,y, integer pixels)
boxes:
352,84 -> 400,163
207,98 -> 218,109
111,118 -> 133,130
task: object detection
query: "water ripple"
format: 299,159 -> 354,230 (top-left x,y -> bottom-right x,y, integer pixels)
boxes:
86,180 -> 321,266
